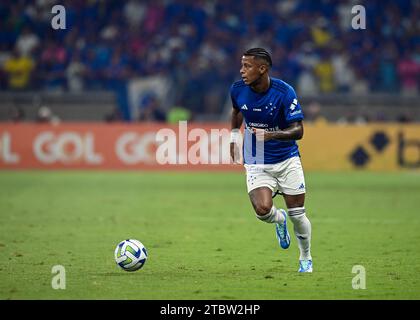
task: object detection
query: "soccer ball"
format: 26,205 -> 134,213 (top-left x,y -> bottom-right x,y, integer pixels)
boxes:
114,239 -> 148,271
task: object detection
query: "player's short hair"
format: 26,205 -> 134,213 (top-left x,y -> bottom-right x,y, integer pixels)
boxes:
243,48 -> 272,67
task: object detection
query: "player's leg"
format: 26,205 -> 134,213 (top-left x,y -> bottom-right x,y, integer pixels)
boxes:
279,157 -> 313,272
248,187 -> 290,249
283,193 -> 312,271
245,165 -> 290,249
249,187 -> 281,221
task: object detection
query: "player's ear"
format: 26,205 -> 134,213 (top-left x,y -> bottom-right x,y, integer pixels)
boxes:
259,64 -> 267,74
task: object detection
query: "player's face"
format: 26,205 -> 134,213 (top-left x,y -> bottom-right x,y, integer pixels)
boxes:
240,56 -> 265,85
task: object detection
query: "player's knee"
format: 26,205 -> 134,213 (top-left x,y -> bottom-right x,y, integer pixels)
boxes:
254,202 -> 272,216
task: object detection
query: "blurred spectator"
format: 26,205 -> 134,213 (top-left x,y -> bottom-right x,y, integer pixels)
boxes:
311,16 -> 332,48
0,44 -> 11,88
295,42 -> 318,95
138,94 -> 166,122
331,44 -> 354,92
104,49 -> 130,88
378,41 -> 399,92
337,0 -> 354,32
123,0 -> 146,28
39,39 -> 68,90
15,26 -> 39,57
143,1 -> 165,35
351,69 -> 369,94
397,49 -> 420,96
297,65 -> 318,96
314,49 -> 335,93
3,48 -> 35,90
0,43 -> 11,66
66,52 -> 86,92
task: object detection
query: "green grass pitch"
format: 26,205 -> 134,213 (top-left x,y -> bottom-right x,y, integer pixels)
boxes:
0,170 -> 419,299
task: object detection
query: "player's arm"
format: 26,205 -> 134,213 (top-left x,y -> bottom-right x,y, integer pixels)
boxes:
231,106 -> 243,130
230,107 -> 243,163
252,121 -> 303,141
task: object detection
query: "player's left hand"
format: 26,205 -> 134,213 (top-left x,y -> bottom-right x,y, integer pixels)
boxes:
252,128 -> 271,141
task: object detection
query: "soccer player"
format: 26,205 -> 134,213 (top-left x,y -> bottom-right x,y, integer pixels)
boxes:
229,48 -> 312,272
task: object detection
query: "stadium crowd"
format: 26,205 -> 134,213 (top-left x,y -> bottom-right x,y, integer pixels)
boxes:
0,0 -> 419,117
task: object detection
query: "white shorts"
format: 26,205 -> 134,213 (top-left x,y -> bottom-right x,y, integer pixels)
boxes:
245,156 -> 306,195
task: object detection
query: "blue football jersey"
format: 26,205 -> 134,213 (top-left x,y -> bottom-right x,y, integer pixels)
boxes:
230,77 -> 304,164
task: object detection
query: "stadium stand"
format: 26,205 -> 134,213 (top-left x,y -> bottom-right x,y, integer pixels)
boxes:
0,0 -> 419,122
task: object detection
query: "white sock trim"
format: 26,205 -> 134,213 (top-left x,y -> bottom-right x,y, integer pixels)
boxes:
256,206 -> 286,224
288,207 -> 305,217
256,206 -> 276,221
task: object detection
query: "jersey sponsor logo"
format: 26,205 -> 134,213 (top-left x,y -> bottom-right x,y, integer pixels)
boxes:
241,104 -> 248,110
155,121 -> 231,165
247,122 -> 268,128
252,108 -> 261,112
